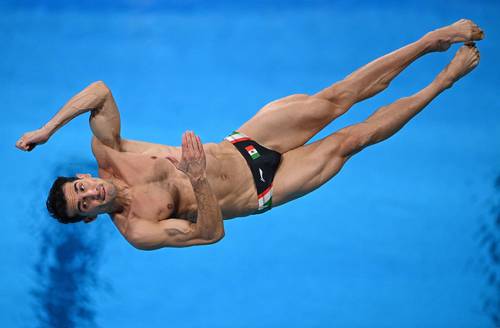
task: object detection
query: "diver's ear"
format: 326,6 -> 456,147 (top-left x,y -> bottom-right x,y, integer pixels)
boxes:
83,216 -> 97,224
76,173 -> 92,179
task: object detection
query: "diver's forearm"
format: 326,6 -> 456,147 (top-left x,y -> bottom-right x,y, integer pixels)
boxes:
190,175 -> 224,240
42,81 -> 108,136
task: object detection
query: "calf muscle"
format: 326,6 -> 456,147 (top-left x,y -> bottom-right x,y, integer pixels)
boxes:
337,81 -> 446,158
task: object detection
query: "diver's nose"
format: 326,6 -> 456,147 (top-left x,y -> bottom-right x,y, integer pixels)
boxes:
84,187 -> 100,198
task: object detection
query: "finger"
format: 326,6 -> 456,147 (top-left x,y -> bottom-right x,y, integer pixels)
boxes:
193,132 -> 202,157
193,134 -> 199,152
181,132 -> 188,157
188,131 -> 196,153
186,131 -> 195,156
196,135 -> 203,154
16,140 -> 26,151
186,131 -> 195,155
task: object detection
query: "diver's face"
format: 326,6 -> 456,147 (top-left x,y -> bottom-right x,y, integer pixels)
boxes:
62,173 -> 117,222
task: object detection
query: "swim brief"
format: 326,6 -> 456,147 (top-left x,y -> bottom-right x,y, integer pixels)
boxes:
225,131 -> 282,213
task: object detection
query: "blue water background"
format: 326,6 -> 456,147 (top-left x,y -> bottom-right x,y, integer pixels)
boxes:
1,0 -> 499,327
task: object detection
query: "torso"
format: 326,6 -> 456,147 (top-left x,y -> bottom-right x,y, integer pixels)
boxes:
92,138 -> 258,233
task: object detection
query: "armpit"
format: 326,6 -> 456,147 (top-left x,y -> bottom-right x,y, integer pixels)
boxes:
91,137 -> 112,170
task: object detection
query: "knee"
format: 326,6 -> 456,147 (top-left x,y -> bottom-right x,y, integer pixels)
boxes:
337,133 -> 362,158
321,81 -> 358,111
330,80 -> 358,111
318,130 -> 356,160
335,124 -> 373,157
311,135 -> 355,184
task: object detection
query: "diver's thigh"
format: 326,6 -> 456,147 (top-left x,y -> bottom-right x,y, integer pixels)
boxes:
272,136 -> 346,206
237,94 -> 335,153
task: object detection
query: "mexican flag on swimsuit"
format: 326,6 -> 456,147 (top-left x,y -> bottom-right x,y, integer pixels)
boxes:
226,132 -> 261,159
244,145 -> 261,160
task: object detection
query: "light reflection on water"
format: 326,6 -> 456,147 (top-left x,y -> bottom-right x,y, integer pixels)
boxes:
30,160 -> 111,328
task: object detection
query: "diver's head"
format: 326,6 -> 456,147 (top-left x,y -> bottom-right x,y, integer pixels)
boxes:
46,174 -> 118,224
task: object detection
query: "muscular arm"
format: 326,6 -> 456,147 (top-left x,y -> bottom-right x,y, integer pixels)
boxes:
129,177 -> 224,249
16,80 -> 122,151
128,131 -> 225,250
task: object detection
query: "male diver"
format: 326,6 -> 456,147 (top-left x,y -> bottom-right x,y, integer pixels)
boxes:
16,20 -> 483,249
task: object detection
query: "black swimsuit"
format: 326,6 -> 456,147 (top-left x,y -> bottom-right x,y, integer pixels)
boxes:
225,131 -> 281,213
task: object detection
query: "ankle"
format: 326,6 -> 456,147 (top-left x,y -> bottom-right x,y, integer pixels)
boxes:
422,31 -> 450,52
434,74 -> 453,90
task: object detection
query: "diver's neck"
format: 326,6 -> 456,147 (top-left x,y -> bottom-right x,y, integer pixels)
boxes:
108,178 -> 131,214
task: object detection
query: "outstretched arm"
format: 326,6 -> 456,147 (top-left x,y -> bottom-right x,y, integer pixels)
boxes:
128,131 -> 225,250
16,80 -> 121,151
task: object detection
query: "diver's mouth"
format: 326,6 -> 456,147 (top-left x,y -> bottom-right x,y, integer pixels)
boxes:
100,184 -> 106,202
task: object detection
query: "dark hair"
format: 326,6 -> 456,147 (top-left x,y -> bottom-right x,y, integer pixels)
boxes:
46,176 -> 84,224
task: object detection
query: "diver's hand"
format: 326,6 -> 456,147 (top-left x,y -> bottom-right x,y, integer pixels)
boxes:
167,131 -> 206,181
16,128 -> 50,151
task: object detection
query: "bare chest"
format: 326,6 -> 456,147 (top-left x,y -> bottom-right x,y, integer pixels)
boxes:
98,141 -> 258,223
106,152 -> 195,221
129,182 -> 178,220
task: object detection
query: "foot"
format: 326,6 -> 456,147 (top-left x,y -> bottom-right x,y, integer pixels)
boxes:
436,43 -> 480,88
425,19 -> 485,52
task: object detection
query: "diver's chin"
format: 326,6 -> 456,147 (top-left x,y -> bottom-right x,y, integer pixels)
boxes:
106,182 -> 118,200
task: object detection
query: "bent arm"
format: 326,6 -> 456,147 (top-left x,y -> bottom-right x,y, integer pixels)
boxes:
128,177 -> 224,250
129,131 -> 225,250
129,214 -> 224,250
17,80 -> 122,151
188,175 -> 225,240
